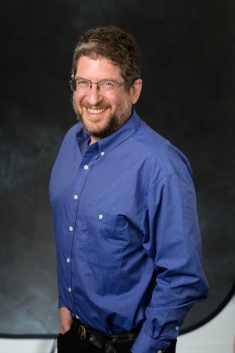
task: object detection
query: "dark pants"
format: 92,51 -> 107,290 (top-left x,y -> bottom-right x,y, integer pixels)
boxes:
57,323 -> 177,353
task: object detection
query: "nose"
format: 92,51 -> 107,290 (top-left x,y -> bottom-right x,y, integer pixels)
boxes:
85,83 -> 103,106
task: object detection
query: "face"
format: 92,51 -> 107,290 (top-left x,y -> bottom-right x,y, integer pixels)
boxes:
72,56 -> 142,143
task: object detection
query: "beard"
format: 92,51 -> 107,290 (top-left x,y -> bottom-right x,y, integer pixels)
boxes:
72,95 -> 132,139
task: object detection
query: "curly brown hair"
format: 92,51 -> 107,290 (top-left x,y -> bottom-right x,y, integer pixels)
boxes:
72,26 -> 141,90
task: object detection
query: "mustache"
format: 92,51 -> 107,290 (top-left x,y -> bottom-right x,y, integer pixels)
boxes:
80,101 -> 112,110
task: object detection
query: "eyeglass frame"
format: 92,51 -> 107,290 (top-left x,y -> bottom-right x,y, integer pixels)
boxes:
69,77 -> 136,93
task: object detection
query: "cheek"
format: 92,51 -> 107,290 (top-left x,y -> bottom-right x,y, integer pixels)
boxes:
74,93 -> 85,104
108,97 -> 119,108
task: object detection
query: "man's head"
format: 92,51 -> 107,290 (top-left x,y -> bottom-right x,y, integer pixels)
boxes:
71,26 -> 142,143
72,26 -> 141,90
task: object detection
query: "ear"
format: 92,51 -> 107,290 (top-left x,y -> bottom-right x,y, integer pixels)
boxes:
129,79 -> 142,104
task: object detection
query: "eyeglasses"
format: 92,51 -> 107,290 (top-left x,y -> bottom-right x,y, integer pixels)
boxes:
70,78 -> 134,94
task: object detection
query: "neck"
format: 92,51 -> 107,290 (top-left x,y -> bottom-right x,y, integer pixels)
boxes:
88,136 -> 101,146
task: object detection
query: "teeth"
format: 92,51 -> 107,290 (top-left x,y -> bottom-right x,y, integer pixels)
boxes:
88,108 -> 106,114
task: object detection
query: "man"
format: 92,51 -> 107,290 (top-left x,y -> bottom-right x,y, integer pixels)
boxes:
49,26 -> 208,353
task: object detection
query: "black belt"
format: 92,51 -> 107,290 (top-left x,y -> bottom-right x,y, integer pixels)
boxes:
72,319 -> 140,352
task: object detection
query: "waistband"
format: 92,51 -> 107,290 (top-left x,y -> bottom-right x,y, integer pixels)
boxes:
72,319 -> 141,351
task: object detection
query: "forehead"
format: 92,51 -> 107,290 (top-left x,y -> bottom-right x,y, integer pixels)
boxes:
75,56 -> 122,80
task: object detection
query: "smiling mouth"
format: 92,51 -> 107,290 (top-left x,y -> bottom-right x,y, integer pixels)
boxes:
87,108 -> 107,114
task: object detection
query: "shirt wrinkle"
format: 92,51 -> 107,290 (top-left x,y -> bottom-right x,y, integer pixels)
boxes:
147,172 -> 193,194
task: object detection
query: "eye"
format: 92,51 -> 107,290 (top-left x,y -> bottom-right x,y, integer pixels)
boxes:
77,79 -> 89,87
103,80 -> 114,86
100,80 -> 115,90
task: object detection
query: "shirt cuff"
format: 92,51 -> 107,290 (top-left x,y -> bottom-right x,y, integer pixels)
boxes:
58,295 -> 66,308
131,330 -> 170,353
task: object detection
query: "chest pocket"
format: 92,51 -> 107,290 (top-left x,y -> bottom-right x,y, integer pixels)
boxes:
81,207 -> 127,270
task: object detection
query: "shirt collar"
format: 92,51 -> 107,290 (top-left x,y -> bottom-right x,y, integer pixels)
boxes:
76,109 -> 141,154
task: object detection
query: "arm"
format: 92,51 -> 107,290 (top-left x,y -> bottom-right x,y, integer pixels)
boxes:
131,173 -> 208,353
59,306 -> 73,334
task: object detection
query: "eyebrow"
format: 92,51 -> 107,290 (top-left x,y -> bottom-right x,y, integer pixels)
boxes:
74,76 -> 119,82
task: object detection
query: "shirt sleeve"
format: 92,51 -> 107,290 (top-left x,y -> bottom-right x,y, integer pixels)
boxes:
131,173 -> 209,353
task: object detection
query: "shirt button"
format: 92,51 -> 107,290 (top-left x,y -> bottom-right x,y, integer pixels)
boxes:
76,315 -> 79,320
101,152 -> 105,156
175,326 -> 179,331
68,288 -> 72,292
84,165 -> 88,170
74,195 -> 78,200
99,214 -> 103,219
67,258 -> 70,263
69,226 -> 73,231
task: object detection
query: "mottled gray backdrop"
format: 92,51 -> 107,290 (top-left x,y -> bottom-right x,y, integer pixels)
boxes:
0,0 -> 234,335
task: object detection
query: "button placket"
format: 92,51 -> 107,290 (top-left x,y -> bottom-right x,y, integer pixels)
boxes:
65,142 -> 100,305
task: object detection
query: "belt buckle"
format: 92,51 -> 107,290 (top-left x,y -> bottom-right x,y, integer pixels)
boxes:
79,325 -> 86,340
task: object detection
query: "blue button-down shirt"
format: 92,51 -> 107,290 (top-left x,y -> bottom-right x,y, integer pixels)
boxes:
49,110 -> 208,353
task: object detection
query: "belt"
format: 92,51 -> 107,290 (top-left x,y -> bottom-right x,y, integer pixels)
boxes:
72,319 -> 140,352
